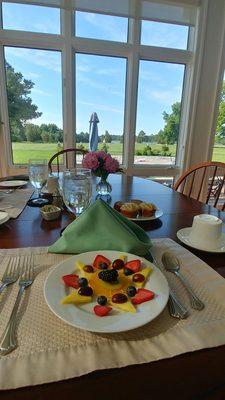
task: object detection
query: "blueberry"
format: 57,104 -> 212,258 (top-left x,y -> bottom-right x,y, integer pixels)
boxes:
97,296 -> 107,306
124,268 -> 133,276
99,262 -> 108,270
78,286 -> 93,296
126,286 -> 137,297
78,277 -> 88,288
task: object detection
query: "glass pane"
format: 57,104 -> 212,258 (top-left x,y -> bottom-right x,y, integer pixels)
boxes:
4,47 -> 63,164
141,20 -> 188,49
212,73 -> 225,162
2,2 -> 60,34
135,60 -> 185,165
75,11 -> 128,42
76,54 -> 126,163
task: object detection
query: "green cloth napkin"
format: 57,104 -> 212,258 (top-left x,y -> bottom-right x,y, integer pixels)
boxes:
48,199 -> 152,256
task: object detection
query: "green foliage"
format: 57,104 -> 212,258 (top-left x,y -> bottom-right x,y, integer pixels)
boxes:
101,143 -> 109,153
161,102 -> 181,145
6,62 -> 42,140
216,81 -> 225,141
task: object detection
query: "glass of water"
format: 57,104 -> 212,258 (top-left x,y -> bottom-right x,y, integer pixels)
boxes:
62,169 -> 92,216
28,159 -> 49,206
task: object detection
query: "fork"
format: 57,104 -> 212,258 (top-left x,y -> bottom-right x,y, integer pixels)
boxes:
0,255 -> 34,355
0,257 -> 20,294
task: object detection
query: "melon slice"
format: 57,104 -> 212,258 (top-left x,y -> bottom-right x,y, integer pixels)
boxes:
61,291 -> 92,305
76,260 -> 95,279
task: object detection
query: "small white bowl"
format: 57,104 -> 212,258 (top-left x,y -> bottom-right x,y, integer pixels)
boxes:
40,205 -> 61,221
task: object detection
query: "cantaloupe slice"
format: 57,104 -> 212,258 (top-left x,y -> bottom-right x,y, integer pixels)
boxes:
61,291 -> 92,305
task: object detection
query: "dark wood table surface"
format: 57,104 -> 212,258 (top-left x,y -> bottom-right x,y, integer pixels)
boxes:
1,174 -> 225,399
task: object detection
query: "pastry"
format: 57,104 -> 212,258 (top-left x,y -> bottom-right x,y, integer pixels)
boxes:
120,202 -> 139,218
139,202 -> 156,217
113,201 -> 124,212
130,199 -> 143,205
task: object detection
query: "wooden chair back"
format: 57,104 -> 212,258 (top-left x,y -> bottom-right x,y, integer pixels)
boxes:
173,161 -> 225,211
48,148 -> 88,173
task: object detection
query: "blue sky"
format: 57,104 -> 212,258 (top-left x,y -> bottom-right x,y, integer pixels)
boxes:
3,2 -> 186,137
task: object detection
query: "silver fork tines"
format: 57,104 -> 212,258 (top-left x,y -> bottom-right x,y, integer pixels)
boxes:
0,255 -> 34,355
0,257 -> 20,294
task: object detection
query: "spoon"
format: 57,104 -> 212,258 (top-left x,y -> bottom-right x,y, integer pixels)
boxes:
148,251 -> 188,319
162,252 -> 204,311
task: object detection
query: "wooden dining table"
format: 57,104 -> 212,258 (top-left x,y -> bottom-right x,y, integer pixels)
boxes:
0,174 -> 225,399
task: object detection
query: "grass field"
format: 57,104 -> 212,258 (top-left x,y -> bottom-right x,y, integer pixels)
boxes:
11,142 -> 225,163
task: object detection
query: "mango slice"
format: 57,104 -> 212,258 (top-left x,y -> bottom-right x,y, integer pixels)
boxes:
109,300 -> 136,313
61,291 -> 92,305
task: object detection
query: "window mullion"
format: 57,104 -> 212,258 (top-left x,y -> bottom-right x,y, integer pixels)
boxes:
124,10 -> 141,172
61,8 -> 75,151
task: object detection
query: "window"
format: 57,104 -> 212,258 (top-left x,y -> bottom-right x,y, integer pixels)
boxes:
141,21 -> 189,49
135,61 -> 185,165
2,2 -> 60,34
75,12 -> 128,42
76,54 -> 126,163
4,47 -> 63,164
0,0 -> 199,178
212,72 -> 225,162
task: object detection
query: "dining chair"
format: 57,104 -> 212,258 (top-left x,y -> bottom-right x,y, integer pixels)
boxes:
173,161 -> 225,210
48,148 -> 88,173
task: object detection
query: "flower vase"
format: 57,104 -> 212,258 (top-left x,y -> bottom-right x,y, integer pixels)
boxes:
96,175 -> 112,196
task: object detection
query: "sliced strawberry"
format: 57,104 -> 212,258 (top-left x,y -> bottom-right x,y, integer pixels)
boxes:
93,255 -> 111,269
94,305 -> 112,317
131,288 -> 155,305
125,259 -> 141,273
62,274 -> 79,289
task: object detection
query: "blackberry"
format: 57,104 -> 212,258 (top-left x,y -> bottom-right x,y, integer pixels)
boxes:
98,269 -> 118,283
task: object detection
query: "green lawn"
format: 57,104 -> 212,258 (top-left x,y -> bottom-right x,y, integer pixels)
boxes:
11,142 -> 225,163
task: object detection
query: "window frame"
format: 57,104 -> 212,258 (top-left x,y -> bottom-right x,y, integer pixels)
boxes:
0,1 -> 203,178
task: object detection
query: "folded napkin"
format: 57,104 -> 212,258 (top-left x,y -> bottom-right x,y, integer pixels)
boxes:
48,199 -> 152,256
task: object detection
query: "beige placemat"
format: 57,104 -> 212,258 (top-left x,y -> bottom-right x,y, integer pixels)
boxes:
0,189 -> 34,218
0,238 -> 225,390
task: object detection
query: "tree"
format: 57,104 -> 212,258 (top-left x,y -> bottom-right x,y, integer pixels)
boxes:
216,81 -> 225,141
161,102 -> 181,145
6,62 -> 42,141
136,130 -> 147,143
104,130 -> 112,143
24,124 -> 42,142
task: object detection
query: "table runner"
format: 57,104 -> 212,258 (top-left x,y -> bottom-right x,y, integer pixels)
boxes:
1,238 -> 225,390
0,189 -> 34,218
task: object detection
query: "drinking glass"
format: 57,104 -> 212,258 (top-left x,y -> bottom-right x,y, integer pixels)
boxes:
28,159 -> 49,206
62,169 -> 92,216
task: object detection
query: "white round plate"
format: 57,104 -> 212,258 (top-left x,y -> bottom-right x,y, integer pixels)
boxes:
129,209 -> 163,221
44,250 -> 169,333
0,180 -> 27,188
0,211 -> 9,225
177,227 -> 225,253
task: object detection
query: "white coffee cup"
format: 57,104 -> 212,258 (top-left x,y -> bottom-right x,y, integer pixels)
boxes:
189,214 -> 223,250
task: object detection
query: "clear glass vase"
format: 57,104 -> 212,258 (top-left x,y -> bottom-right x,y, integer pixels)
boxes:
96,175 -> 112,196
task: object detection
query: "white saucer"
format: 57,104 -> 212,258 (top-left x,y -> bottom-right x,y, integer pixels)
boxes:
177,227 -> 225,253
0,180 -> 27,188
0,211 -> 9,225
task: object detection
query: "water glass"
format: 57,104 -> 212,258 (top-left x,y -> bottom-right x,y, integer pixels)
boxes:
28,159 -> 49,197
62,169 -> 92,215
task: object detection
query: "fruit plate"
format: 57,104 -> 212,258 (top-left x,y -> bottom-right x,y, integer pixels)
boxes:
44,250 -> 169,333
129,209 -> 163,221
0,180 -> 27,188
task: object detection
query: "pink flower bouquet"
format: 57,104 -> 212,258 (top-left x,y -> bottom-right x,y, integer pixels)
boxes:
82,151 -> 121,179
